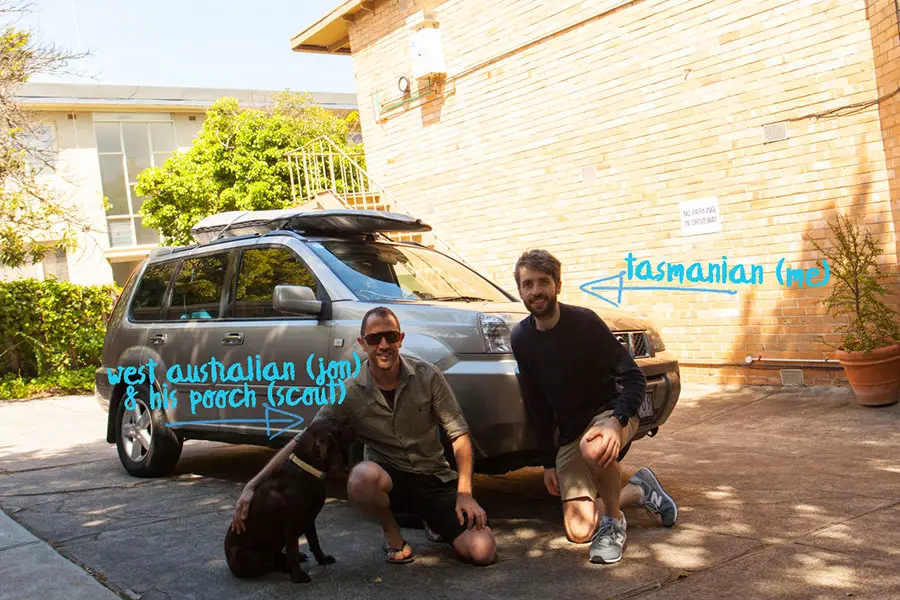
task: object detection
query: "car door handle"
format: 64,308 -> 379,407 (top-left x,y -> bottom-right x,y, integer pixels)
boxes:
222,332 -> 244,346
149,333 -> 167,345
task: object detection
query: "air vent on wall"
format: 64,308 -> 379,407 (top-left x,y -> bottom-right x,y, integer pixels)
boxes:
763,122 -> 788,143
780,369 -> 804,386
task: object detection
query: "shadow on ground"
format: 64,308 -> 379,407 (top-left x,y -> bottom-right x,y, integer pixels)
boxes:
2,387 -> 900,599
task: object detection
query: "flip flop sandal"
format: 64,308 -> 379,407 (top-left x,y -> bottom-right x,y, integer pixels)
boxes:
383,539 -> 415,564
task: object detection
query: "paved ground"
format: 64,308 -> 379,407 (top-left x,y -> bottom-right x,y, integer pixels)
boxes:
1,385 -> 899,600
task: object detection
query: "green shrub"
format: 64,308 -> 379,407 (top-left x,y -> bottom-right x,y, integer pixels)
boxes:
0,366 -> 95,400
806,214 -> 900,353
0,279 -> 119,377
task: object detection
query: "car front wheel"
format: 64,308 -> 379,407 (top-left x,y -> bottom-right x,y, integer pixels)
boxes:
114,391 -> 182,477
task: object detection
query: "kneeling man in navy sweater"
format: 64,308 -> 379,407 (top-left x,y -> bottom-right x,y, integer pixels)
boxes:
510,249 -> 677,564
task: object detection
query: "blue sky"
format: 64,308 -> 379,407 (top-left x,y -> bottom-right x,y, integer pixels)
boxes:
24,1 -> 355,93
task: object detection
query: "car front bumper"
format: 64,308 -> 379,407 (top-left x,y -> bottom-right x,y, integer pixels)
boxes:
95,367 -> 111,413
439,351 -> 681,464
440,355 -> 534,461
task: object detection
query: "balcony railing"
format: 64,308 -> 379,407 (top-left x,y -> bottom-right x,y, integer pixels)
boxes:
286,136 -> 469,265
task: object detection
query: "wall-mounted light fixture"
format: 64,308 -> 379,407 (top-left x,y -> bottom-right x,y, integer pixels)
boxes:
373,77 -> 438,119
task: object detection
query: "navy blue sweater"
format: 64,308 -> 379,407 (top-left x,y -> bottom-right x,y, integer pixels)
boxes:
510,303 -> 646,469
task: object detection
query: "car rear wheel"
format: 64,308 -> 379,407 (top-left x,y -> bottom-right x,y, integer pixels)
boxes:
115,391 -> 182,477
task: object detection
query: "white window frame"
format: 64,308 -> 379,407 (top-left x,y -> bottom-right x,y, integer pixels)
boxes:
94,114 -> 176,249
41,247 -> 69,281
24,121 -> 59,176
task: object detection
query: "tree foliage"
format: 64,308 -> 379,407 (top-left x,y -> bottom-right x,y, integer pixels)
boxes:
235,247 -> 316,302
137,92 -> 361,245
806,214 -> 900,353
0,1 -> 87,267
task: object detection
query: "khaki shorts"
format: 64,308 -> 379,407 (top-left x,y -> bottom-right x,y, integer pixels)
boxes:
556,409 -> 639,502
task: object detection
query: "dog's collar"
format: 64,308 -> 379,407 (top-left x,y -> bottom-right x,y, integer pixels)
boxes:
289,454 -> 326,480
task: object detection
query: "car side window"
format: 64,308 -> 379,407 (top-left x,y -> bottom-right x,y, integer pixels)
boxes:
167,253 -> 229,320
131,262 -> 177,322
234,247 -> 318,319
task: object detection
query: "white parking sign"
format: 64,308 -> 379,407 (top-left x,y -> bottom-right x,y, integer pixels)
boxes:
680,197 -> 722,236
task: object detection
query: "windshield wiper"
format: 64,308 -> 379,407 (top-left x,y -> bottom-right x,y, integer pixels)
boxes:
428,295 -> 490,302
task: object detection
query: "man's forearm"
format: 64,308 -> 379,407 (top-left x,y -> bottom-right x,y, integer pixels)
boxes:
614,364 -> 646,417
245,439 -> 296,491
451,433 -> 474,495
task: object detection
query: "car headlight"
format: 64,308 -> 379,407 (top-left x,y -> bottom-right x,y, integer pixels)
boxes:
647,327 -> 666,352
478,314 -> 512,353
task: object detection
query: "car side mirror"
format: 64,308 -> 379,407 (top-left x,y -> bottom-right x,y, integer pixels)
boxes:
273,285 -> 322,316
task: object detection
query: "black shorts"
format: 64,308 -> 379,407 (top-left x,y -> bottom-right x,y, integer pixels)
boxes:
379,463 -> 469,544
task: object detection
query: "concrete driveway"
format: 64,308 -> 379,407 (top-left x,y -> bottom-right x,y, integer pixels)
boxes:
1,385 -> 899,600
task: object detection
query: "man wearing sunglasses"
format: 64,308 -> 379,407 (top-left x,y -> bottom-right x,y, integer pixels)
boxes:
232,307 -> 496,566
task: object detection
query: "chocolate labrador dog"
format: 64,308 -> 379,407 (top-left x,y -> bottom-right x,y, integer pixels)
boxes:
224,418 -> 354,583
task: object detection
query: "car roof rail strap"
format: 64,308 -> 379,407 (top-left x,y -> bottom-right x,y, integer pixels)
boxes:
190,208 -> 432,245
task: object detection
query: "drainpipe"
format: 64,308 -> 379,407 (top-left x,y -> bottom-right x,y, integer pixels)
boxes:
744,355 -> 840,365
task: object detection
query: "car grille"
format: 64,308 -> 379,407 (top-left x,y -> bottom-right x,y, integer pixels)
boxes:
614,331 -> 651,358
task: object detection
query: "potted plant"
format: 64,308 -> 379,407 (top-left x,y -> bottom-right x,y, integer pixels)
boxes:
806,214 -> 900,406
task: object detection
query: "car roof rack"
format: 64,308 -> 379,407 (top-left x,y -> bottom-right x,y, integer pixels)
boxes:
190,208 -> 432,244
149,245 -> 196,257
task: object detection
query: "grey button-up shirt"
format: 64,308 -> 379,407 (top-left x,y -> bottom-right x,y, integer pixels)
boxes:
297,355 -> 470,483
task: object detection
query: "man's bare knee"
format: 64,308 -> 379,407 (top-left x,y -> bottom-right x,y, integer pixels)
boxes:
579,435 -> 614,466
579,443 -> 623,480
579,437 -> 595,462
565,520 -> 595,543
563,499 -> 597,543
469,530 -> 497,565
455,528 -> 496,565
347,461 -> 389,504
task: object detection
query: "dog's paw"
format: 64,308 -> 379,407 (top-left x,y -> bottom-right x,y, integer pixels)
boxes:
317,555 -> 336,566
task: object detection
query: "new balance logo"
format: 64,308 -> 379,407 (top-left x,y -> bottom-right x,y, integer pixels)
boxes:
650,491 -> 663,507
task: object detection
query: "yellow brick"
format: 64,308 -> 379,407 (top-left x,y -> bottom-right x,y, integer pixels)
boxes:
330,0 -> 900,385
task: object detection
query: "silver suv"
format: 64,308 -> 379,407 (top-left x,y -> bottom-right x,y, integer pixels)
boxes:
96,209 -> 680,477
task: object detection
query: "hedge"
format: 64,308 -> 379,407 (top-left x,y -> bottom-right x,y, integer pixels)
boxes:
0,279 -> 119,378
0,366 -> 95,399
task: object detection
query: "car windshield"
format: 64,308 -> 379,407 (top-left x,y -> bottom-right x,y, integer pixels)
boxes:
309,240 -> 511,303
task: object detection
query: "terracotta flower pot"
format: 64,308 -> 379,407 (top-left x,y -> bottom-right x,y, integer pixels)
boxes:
836,343 -> 900,407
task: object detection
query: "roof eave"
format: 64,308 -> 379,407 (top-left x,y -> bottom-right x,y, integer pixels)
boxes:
17,98 -> 358,112
290,0 -> 360,54
290,44 -> 352,56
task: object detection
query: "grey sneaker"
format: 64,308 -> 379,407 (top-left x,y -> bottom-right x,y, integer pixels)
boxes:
588,515 -> 627,564
630,467 -> 678,527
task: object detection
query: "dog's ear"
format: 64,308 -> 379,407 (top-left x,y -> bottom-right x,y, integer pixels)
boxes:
338,422 -> 356,445
314,433 -> 343,471
321,418 -> 354,446
294,428 -> 315,458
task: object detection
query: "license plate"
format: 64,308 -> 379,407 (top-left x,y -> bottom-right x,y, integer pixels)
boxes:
638,391 -> 655,419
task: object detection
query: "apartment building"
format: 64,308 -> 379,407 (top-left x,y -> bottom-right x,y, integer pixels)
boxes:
3,83 -> 356,286
290,0 -> 900,385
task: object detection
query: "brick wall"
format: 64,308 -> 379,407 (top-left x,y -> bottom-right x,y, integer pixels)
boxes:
868,0 -> 900,260
342,0 -> 900,386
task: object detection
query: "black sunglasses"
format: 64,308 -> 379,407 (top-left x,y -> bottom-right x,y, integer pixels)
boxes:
364,330 -> 401,345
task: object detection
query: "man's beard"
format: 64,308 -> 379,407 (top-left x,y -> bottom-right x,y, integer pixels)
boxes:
526,293 -> 557,318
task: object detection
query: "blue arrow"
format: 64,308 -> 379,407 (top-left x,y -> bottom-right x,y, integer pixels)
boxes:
264,404 -> 306,440
165,403 -> 305,440
580,271 -> 739,307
